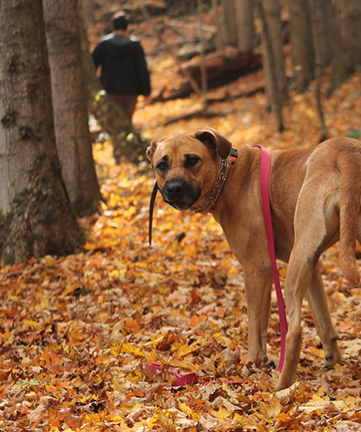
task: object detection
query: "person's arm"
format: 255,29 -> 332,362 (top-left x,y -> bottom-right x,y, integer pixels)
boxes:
133,42 -> 151,96
92,43 -> 102,71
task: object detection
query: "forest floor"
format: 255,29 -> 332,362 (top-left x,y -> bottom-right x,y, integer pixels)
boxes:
1,6 -> 361,432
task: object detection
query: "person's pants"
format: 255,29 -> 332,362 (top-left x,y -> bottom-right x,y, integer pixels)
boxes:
108,94 -> 138,122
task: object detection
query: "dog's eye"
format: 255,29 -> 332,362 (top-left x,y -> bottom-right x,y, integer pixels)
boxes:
185,155 -> 200,168
156,161 -> 168,172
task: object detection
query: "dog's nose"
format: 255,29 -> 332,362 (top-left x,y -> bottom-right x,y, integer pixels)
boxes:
162,178 -> 184,198
160,177 -> 201,210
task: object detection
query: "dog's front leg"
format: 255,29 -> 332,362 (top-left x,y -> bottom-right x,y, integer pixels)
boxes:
242,264 -> 273,374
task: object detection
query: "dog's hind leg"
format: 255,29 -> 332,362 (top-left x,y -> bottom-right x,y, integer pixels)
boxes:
276,178 -> 331,390
275,254 -> 312,390
305,264 -> 342,366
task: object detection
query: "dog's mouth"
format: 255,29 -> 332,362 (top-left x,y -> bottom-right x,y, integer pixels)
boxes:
148,178 -> 201,245
163,199 -> 193,211
160,178 -> 201,211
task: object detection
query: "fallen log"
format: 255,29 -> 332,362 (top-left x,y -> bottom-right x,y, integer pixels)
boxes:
164,108 -> 237,125
152,48 -> 262,102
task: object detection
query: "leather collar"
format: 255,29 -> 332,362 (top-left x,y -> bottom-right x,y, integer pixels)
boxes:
191,158 -> 229,214
192,148 -> 238,214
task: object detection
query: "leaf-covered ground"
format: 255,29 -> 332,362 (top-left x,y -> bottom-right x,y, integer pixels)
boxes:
2,10 -> 361,432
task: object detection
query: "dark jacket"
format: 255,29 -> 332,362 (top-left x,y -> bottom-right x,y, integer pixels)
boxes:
92,33 -> 151,96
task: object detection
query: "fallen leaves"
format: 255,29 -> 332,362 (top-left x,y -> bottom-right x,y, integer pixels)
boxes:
1,9 -> 361,432
2,192 -> 361,432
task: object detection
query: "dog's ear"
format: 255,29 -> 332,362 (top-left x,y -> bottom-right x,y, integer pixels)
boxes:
146,140 -> 159,163
195,129 -> 232,159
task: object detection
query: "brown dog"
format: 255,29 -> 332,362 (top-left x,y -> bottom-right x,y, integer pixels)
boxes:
146,129 -> 361,390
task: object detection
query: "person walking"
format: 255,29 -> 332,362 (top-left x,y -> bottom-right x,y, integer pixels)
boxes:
92,12 -> 151,124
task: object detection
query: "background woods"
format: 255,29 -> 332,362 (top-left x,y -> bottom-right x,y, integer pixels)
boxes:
1,0 -> 361,430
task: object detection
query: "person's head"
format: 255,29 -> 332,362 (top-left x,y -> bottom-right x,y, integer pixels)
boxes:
112,12 -> 129,31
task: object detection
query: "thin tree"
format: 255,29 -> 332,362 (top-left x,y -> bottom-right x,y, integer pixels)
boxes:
329,0 -> 361,94
257,0 -> 285,131
82,0 -> 95,27
235,0 -> 255,51
288,0 -> 315,93
198,0 -> 208,104
310,0 -> 332,68
220,0 -> 239,47
44,0 -> 102,217
211,0 -> 224,51
308,0 -> 328,141
0,0 -> 84,264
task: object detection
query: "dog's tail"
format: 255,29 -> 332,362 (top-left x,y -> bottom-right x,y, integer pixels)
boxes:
338,145 -> 361,286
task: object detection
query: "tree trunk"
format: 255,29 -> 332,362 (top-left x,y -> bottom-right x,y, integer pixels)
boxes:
198,0 -> 208,101
0,0 -> 84,264
308,0 -> 328,141
82,0 -> 95,27
309,0 -> 332,68
79,15 -> 149,164
211,0 -> 225,51
288,0 -> 315,93
235,0 -> 255,50
259,0 -> 288,113
220,0 -> 239,47
330,0 -> 361,94
43,0 -> 102,217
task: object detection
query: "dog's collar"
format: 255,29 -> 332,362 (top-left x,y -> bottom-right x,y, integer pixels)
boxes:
192,148 -> 238,214
191,158 -> 229,214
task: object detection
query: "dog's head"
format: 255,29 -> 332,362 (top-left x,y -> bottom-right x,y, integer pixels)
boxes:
146,129 -> 232,211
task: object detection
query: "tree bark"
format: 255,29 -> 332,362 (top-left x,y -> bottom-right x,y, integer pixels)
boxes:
308,0 -> 328,141
258,0 -> 288,114
44,0 -> 102,217
0,0 -> 84,264
82,0 -> 95,27
211,0 -> 225,51
288,0 -> 315,93
220,0 -> 239,47
198,0 -> 208,101
309,0 -> 332,68
329,0 -> 361,94
235,0 -> 255,50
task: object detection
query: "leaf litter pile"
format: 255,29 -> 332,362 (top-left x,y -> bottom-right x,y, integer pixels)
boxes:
2,11 -> 361,432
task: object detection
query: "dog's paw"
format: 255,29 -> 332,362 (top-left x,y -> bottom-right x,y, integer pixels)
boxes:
242,354 -> 269,376
324,353 -> 343,366
323,338 -> 343,366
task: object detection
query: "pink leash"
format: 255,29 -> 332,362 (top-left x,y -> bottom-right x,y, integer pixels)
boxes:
148,363 -> 199,386
148,146 -> 287,374
254,145 -> 287,372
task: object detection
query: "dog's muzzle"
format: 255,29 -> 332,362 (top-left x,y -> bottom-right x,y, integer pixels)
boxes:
160,177 -> 201,211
